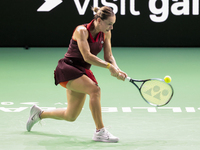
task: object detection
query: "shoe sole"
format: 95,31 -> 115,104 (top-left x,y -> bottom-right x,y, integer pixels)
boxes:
92,137 -> 119,143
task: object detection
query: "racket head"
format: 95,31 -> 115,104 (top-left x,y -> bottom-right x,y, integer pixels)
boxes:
139,79 -> 174,107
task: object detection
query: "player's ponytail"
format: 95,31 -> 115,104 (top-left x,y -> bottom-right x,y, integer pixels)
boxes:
92,7 -> 100,13
91,6 -> 114,20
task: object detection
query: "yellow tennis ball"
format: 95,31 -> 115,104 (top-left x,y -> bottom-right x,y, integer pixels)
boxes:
164,76 -> 171,83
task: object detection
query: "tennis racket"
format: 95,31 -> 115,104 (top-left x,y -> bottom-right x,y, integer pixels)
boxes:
126,77 -> 174,107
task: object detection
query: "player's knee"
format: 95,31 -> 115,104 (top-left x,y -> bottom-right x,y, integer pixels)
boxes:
67,117 -> 76,122
62,111 -> 78,122
90,85 -> 101,98
64,116 -> 77,122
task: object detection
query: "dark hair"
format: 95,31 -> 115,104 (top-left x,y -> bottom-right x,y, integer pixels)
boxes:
92,6 -> 114,20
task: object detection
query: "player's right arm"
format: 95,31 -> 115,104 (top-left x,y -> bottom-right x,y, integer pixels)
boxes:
72,25 -> 119,77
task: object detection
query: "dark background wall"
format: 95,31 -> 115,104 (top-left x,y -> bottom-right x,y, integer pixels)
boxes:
1,0 -> 200,47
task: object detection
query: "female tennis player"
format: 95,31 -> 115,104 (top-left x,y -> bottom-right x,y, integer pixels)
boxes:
26,6 -> 127,143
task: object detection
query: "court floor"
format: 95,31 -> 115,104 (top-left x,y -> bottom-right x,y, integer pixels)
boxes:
0,47 -> 200,150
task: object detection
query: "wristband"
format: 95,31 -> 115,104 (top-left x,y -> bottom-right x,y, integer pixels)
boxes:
106,63 -> 111,69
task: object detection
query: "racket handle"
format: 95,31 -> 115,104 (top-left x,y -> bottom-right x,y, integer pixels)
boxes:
126,77 -> 131,81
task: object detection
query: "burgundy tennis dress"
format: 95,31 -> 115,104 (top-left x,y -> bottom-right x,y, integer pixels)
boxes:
54,20 -> 105,86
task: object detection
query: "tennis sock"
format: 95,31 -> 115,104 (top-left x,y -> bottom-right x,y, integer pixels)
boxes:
96,127 -> 104,132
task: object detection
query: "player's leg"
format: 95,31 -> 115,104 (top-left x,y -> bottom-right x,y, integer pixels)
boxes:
40,74 -> 104,129
67,76 -> 119,142
66,75 -> 104,130
66,75 -> 119,143
26,74 -> 118,142
27,75 -> 103,131
26,88 -> 87,132
40,90 -> 86,122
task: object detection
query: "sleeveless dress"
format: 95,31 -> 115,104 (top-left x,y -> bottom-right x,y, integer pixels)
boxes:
54,20 -> 105,85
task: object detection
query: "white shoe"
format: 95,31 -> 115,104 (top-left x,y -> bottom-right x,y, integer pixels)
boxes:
26,105 -> 42,132
92,127 -> 119,143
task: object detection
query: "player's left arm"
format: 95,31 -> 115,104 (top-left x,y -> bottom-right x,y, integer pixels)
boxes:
103,31 -> 127,80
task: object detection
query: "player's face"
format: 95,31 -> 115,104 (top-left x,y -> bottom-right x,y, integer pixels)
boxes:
100,15 -> 116,33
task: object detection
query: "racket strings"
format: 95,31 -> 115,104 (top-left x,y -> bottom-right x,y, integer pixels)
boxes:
140,80 -> 173,106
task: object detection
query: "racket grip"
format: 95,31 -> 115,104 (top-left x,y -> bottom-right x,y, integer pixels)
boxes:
125,77 -> 131,81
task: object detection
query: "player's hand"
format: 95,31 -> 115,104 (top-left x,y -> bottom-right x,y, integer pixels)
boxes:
117,70 -> 127,81
109,64 -> 119,77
